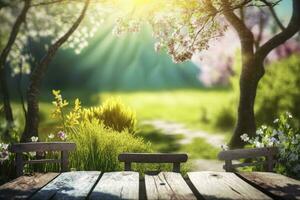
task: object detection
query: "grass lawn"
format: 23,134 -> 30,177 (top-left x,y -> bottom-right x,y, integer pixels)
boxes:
9,88 -> 234,160
99,88 -> 236,133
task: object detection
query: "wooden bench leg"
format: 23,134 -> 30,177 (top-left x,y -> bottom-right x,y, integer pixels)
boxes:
16,153 -> 24,177
125,162 -> 131,171
61,150 -> 69,172
173,163 -> 180,173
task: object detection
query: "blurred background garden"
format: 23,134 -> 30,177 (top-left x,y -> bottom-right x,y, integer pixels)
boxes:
1,0 -> 299,183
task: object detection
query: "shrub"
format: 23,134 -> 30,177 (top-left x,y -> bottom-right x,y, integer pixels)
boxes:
212,105 -> 236,130
97,98 -> 136,133
49,90 -> 151,172
256,54 -> 300,127
68,120 -> 151,171
241,112 -> 300,179
52,90 -> 136,133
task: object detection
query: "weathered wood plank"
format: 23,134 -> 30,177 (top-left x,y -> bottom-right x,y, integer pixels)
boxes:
30,171 -> 100,200
218,147 -> 278,160
118,153 -> 188,163
24,159 -> 60,164
10,142 -> 76,153
118,153 -> 188,172
0,173 -> 58,200
89,171 -> 139,200
145,172 -> 196,200
188,171 -> 271,200
218,147 -> 278,172
238,172 -> 300,200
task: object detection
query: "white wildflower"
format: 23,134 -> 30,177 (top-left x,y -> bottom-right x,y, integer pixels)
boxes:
256,129 -> 263,135
29,152 -> 36,157
261,125 -> 267,130
273,118 -> 279,123
286,112 -> 293,119
30,136 -> 38,142
48,134 -> 55,139
240,133 -> 249,142
221,144 -> 229,151
254,141 -> 264,148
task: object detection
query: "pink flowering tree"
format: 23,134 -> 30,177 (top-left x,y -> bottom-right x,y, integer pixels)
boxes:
115,0 -> 300,147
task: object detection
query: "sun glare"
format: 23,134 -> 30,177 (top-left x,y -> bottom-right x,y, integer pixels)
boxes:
116,0 -> 163,18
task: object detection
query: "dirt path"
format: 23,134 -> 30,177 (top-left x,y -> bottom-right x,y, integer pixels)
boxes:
142,120 -> 226,171
142,120 -> 226,148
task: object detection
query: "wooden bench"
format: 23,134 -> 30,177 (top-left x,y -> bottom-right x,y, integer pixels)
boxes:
118,153 -> 188,172
10,142 -> 76,177
218,147 -> 278,172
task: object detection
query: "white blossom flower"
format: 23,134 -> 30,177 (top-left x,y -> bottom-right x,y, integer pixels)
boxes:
31,136 -> 38,142
221,144 -> 229,151
256,129 -> 263,135
273,118 -> 279,123
0,143 -> 9,150
0,143 -> 9,162
48,134 -> 55,139
261,125 -> 267,130
240,133 -> 249,142
286,112 -> 293,119
254,141 -> 264,148
29,152 -> 36,157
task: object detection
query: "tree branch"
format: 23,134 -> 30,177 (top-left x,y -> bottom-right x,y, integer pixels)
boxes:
220,0 -> 254,54
254,9 -> 266,49
30,0 -> 90,86
260,0 -> 285,31
256,0 -> 300,60
0,0 -> 31,69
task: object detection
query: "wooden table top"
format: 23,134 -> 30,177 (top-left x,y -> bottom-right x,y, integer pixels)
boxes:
0,171 -> 299,200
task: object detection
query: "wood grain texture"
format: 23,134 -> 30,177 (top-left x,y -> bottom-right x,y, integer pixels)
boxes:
118,153 -> 188,163
11,142 -> 76,153
218,147 -> 278,160
145,172 -> 196,200
89,171 -> 139,200
218,147 -> 278,172
0,173 -> 58,200
30,171 -> 100,200
238,172 -> 300,200
188,171 -> 271,200
118,153 -> 188,172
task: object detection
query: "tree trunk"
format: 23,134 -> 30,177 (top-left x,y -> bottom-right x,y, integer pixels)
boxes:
229,58 -> 264,148
0,67 -> 13,141
21,69 -> 42,142
0,0 -> 31,140
21,0 -> 90,142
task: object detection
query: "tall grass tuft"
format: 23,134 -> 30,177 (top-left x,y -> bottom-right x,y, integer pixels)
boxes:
68,120 -> 151,171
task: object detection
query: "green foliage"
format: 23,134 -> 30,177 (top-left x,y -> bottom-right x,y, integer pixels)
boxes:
49,91 -> 152,172
68,120 -> 151,171
97,98 -> 137,133
256,54 -> 300,127
51,90 -> 137,133
212,105 -> 236,130
241,112 -> 300,179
